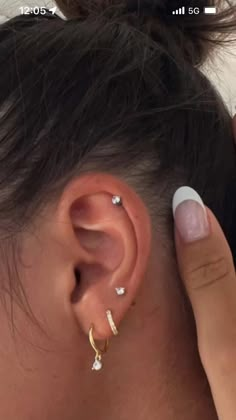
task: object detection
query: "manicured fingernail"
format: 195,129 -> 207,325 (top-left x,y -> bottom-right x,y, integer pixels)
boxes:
172,187 -> 210,243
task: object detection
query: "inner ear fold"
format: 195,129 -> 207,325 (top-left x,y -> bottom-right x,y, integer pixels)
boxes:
70,192 -> 132,308
75,228 -> 124,271
71,227 -> 125,307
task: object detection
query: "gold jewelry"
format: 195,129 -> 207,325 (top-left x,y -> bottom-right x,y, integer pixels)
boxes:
89,325 -> 109,371
106,309 -> 119,336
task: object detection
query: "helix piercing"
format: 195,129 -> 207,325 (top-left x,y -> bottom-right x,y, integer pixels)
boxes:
112,195 -> 122,206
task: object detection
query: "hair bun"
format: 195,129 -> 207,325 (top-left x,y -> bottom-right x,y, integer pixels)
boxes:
55,0 -> 236,66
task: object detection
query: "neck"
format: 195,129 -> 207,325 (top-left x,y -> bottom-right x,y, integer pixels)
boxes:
82,254 -> 218,420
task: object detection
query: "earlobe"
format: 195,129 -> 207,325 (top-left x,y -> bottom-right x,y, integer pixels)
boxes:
57,173 -> 151,343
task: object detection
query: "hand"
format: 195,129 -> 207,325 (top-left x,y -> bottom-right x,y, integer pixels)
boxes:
173,114 -> 236,420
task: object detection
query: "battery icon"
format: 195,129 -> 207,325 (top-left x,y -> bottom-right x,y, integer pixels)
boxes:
204,6 -> 217,14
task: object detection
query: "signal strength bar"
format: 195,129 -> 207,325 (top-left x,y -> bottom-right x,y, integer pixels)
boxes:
172,6 -> 185,14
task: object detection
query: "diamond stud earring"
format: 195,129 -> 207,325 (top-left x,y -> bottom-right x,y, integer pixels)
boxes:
115,287 -> 126,296
112,195 -> 122,206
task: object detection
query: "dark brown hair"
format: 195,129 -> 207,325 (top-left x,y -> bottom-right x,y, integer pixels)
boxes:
0,0 -> 236,318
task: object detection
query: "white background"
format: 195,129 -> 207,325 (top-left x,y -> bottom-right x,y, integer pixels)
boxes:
0,0 -> 236,115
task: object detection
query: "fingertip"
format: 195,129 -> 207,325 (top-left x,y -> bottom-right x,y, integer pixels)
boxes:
172,186 -> 205,216
172,187 -> 209,243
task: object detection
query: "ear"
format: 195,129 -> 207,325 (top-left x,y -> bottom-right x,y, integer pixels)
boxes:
55,173 -> 151,340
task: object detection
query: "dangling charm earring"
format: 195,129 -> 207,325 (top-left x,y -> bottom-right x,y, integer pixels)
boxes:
89,325 -> 109,371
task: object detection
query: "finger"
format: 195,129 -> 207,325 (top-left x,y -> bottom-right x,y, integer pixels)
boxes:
173,186 -> 236,419
173,186 -> 236,356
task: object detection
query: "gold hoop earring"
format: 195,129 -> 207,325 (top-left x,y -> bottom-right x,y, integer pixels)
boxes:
89,325 -> 109,371
106,309 -> 119,336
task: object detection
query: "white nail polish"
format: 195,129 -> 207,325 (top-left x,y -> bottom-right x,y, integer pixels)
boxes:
172,186 -> 205,215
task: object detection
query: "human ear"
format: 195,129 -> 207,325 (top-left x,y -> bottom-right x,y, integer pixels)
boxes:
54,173 -> 152,340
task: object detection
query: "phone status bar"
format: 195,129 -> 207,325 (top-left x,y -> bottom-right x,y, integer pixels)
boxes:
172,6 -> 217,15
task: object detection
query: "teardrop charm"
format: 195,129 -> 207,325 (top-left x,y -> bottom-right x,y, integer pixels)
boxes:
92,357 -> 102,371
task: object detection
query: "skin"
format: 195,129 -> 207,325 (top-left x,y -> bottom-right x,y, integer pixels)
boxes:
0,117 -> 235,419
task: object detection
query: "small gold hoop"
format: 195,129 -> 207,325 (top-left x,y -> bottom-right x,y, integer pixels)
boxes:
106,309 -> 119,336
89,325 -> 109,357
